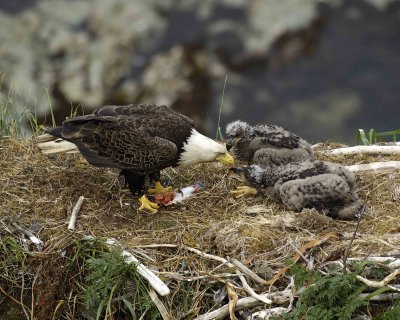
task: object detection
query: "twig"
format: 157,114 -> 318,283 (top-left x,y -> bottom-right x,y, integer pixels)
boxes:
68,196 -> 84,231
347,257 -> 400,270
287,239 -> 312,268
228,257 -> 267,285
0,285 -> 30,320
10,220 -> 43,251
343,206 -> 365,272
148,289 -> 171,320
235,270 -> 272,305
360,292 -> 400,301
194,290 -> 292,320
322,145 -> 400,156
356,269 -> 400,292
30,273 -> 39,320
346,161 -> 400,172
244,307 -> 287,320
184,246 -> 232,265
105,239 -> 170,296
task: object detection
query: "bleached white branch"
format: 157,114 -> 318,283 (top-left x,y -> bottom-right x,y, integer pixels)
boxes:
148,289 -> 171,320
194,290 -> 292,320
236,270 -> 272,305
228,257 -> 267,285
68,196 -> 84,231
106,239 -> 170,296
244,307 -> 287,320
356,269 -> 400,292
347,257 -> 400,270
10,221 -> 43,251
322,145 -> 400,156
346,161 -> 400,172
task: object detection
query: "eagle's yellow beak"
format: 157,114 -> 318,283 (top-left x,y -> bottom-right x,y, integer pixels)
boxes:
216,152 -> 235,166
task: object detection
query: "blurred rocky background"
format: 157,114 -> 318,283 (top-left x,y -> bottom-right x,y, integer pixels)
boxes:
0,0 -> 399,144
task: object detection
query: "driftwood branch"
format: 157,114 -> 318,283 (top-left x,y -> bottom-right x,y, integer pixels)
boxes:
194,290 -> 292,320
346,161 -> 400,172
244,307 -> 287,320
148,289 -> 171,320
235,270 -> 272,305
228,257 -> 267,285
105,239 -> 170,296
356,269 -> 400,292
8,219 -> 43,251
322,145 -> 400,156
347,257 -> 400,270
68,196 -> 84,231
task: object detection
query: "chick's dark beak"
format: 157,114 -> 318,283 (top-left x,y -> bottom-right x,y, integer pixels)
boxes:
228,167 -> 245,175
228,167 -> 247,182
226,138 -> 234,151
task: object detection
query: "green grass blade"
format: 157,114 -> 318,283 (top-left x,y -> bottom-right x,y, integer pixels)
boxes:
123,299 -> 137,320
356,129 -> 370,145
216,74 -> 228,141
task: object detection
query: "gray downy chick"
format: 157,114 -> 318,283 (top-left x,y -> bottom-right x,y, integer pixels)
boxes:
225,120 -> 313,167
231,159 -> 365,219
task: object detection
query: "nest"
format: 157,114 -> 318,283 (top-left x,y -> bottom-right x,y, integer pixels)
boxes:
1,137 -> 400,319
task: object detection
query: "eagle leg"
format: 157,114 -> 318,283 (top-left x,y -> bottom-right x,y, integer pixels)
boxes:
120,169 -> 145,195
230,186 -> 258,198
138,195 -> 159,214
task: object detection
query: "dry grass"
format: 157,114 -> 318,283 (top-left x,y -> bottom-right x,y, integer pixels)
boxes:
1,137 -> 400,319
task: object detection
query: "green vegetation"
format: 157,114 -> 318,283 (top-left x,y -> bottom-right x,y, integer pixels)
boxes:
356,128 -> 400,145
0,237 -> 159,319
83,241 -> 159,320
271,264 -> 400,320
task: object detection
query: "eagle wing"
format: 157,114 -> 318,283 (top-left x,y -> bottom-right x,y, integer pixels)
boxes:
60,105 -> 193,172
93,104 -> 195,127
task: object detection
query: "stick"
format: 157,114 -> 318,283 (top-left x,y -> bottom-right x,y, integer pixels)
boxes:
356,269 -> 400,291
343,206 -> 365,272
346,161 -> 400,172
322,145 -> 400,156
105,239 -> 170,296
347,257 -> 400,270
68,196 -> 85,231
360,292 -> 400,301
228,257 -> 267,285
184,246 -> 232,265
235,270 -> 272,304
194,290 -> 292,320
10,221 -> 43,251
148,289 -> 171,320
244,307 -> 287,320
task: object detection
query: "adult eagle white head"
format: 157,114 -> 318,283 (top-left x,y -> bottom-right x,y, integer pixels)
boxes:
44,104 -> 234,212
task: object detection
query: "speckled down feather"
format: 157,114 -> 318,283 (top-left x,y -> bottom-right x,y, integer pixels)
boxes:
234,160 -> 365,219
225,120 -> 313,166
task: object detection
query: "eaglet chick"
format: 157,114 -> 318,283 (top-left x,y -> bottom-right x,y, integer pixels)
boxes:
225,120 -> 313,167
231,160 -> 365,219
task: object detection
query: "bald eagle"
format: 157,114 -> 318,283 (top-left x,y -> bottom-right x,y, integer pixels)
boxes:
45,104 -> 234,212
225,120 -> 313,167
230,160 -> 364,219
